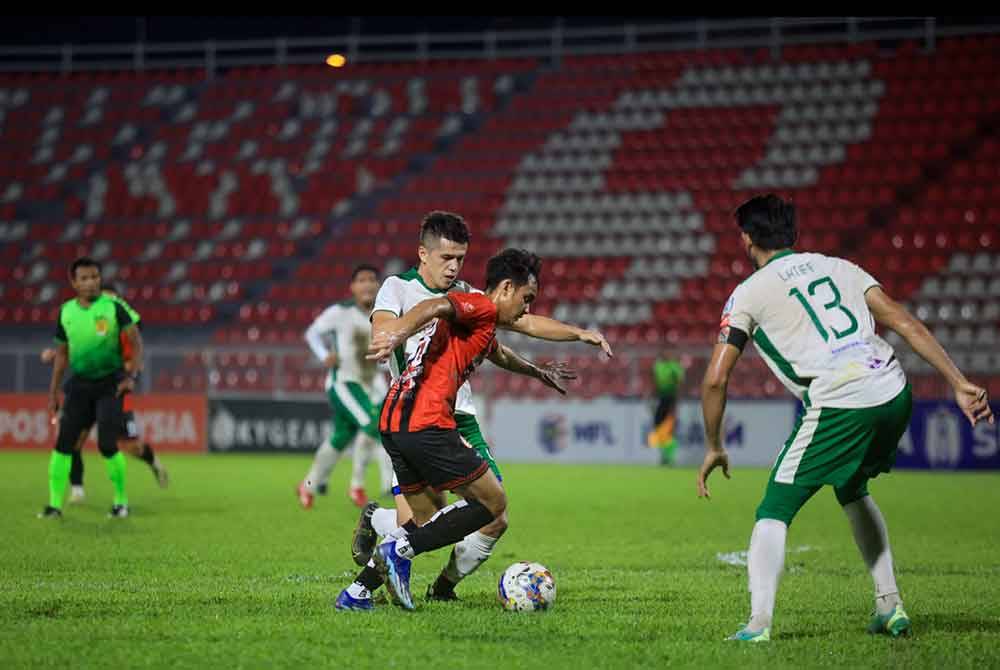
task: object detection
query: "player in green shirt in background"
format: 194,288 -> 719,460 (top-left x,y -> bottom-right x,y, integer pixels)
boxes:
39,257 -> 142,519
41,284 -> 169,501
647,351 -> 685,465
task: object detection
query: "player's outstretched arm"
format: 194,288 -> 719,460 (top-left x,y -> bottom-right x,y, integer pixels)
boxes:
866,286 -> 993,426
487,343 -> 576,395
368,297 -> 455,361
698,342 -> 741,499
504,314 -> 613,358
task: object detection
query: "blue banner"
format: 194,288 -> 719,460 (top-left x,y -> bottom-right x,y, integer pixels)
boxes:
895,400 -> 1000,470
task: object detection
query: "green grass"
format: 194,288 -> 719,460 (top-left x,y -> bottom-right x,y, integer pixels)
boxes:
1,450 -> 998,669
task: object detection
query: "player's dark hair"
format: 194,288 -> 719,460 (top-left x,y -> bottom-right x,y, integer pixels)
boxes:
420,211 -> 470,247
734,194 -> 797,251
485,248 -> 542,292
350,264 -> 380,282
70,257 -> 101,279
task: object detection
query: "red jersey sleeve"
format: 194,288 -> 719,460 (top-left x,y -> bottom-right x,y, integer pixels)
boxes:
446,292 -> 497,331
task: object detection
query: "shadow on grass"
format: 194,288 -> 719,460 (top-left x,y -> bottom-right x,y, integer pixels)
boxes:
916,613 -> 1000,634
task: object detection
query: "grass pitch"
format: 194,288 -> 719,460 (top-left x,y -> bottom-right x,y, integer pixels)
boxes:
1,451 -> 998,669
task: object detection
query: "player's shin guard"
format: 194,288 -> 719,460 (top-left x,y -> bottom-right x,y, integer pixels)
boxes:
350,436 -> 374,490
844,496 -> 901,615
748,518 -> 787,633
304,442 -> 341,493
399,500 -> 495,558
443,531 -> 498,584
139,442 -> 156,466
378,448 -> 394,495
69,450 -> 84,486
48,451 -> 73,510
347,560 -> 385,599
104,451 -> 128,506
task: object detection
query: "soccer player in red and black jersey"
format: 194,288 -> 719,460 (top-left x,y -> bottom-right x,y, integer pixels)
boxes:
363,248 -> 540,610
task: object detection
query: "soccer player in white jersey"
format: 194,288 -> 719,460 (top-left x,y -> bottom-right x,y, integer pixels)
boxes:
697,194 -> 994,642
336,211 -> 612,610
297,264 -> 393,509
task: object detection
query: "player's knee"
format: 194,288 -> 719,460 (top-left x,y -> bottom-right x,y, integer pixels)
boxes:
755,501 -> 796,526
118,439 -> 142,457
54,438 -> 76,455
482,488 -> 507,520
835,485 -> 869,508
430,489 -> 447,509
330,435 -> 352,452
97,437 -> 119,458
483,510 -> 508,537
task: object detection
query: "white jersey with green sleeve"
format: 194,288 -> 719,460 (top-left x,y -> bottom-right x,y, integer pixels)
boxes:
722,250 -> 906,409
304,300 -> 388,396
371,268 -> 480,416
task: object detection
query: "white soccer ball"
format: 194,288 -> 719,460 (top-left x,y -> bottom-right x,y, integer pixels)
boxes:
497,561 -> 556,611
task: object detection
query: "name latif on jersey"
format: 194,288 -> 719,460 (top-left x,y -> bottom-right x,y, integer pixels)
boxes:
776,260 -> 817,282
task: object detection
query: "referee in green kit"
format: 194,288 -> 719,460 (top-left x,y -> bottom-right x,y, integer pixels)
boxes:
39,257 -> 142,519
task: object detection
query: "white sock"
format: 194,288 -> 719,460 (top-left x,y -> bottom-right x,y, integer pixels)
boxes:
843,495 -> 901,614
346,581 -> 371,599
371,507 -> 398,537
390,536 -> 415,559
349,437 -> 370,490
443,531 -> 498,583
378,447 -> 394,495
304,442 -> 341,493
747,518 -> 787,632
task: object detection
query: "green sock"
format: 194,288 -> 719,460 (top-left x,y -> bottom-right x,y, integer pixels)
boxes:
660,439 -> 678,466
104,452 -> 128,506
48,451 -> 73,509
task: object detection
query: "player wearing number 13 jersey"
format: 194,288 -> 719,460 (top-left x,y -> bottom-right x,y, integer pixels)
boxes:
696,194 -> 993,642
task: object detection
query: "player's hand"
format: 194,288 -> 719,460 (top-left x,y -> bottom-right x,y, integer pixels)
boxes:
40,348 -> 56,364
535,361 -> 577,395
367,329 -> 404,361
116,377 -> 135,397
579,329 -> 613,358
47,393 -> 61,421
955,382 -> 994,426
697,448 -> 731,499
323,353 -> 339,369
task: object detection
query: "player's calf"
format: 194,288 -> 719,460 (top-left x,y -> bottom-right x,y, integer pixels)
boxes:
430,512 -> 508,599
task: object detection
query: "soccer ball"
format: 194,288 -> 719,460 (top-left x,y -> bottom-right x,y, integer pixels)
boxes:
497,561 -> 556,611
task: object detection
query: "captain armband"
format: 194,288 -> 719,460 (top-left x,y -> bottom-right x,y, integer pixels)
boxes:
726,327 -> 749,352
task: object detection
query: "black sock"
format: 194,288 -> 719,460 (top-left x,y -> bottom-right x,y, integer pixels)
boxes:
432,570 -> 457,593
407,500 -> 494,556
69,451 -> 84,486
402,519 -> 418,534
140,443 -> 156,466
356,564 -> 383,591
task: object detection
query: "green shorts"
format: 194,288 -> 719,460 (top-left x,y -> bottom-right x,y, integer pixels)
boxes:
327,381 -> 381,451
455,412 -> 502,481
756,385 -> 912,525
